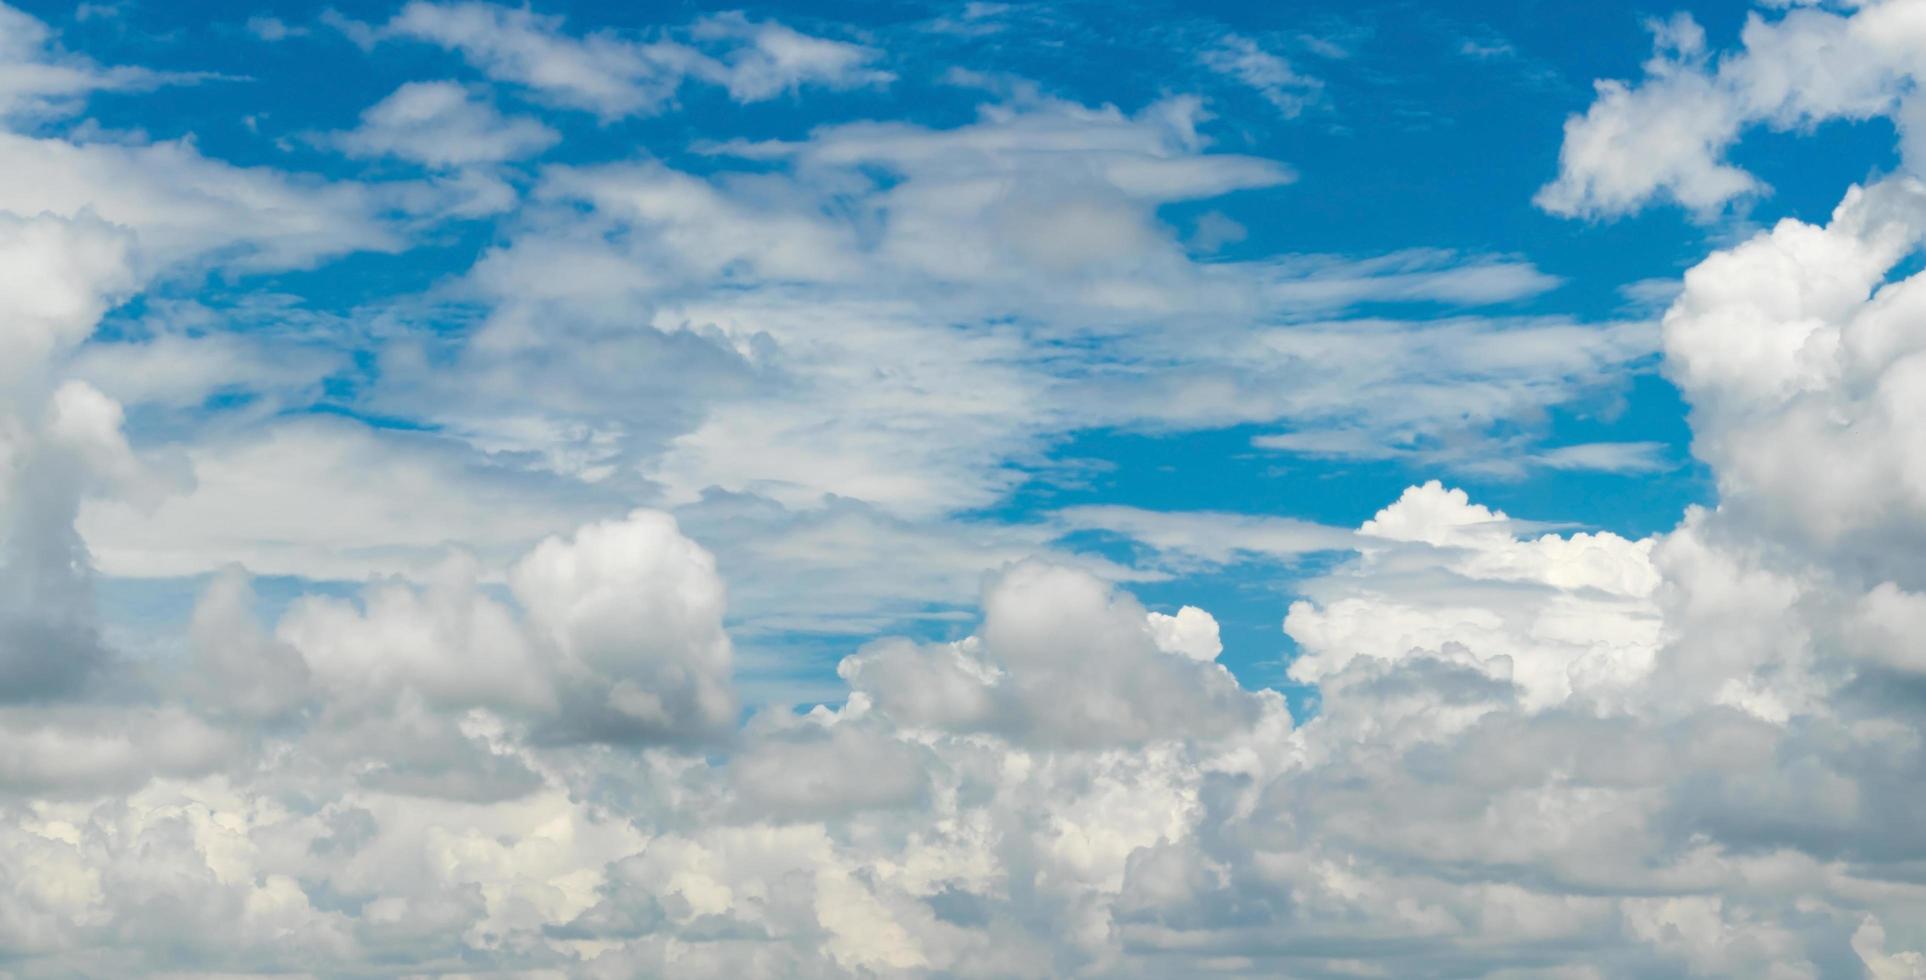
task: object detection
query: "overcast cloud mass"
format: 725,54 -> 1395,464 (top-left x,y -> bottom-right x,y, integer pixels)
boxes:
2,0 -> 1926,977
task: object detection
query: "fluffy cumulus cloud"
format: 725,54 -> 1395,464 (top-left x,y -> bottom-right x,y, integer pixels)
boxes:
9,0 -> 1926,976
1539,0 -> 1926,218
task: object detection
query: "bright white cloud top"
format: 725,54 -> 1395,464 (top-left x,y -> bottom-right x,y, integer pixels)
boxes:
3,0 -> 1926,977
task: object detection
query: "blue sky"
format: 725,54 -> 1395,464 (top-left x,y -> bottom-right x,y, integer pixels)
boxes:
10,1 -> 1926,975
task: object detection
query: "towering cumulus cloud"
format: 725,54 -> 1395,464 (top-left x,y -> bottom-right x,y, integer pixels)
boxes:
5,0 -> 1926,977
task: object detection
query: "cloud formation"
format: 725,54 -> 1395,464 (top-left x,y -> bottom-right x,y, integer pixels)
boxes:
378,2 -> 891,119
1201,33 -> 1324,118
5,1 -> 1926,977
331,80 -> 559,168
1540,1 -> 1926,218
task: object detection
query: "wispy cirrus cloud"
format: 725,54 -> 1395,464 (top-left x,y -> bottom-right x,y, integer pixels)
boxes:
1201,32 -> 1324,117
359,1 -> 892,119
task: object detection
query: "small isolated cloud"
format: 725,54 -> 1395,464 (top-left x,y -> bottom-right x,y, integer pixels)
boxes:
1263,248 -> 1564,308
329,80 -> 558,168
1459,36 -> 1516,59
73,2 -> 123,23
1619,274 -> 1685,311
922,1 -> 1012,37
1530,440 -> 1672,473
244,15 -> 308,42
1201,32 -> 1323,117
1188,209 -> 1247,252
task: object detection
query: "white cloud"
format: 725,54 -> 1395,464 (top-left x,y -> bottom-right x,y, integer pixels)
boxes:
1662,176 -> 1926,563
14,4 -> 1926,975
77,416 -> 627,581
1539,2 -> 1926,218
364,91 -> 1634,534
839,561 -> 1270,746
378,1 -> 698,117
379,1 -> 890,120
244,15 -> 307,42
0,212 -> 134,387
0,2 -> 200,121
331,80 -> 559,168
52,75 -> 1660,670
187,566 -> 312,721
0,9 -> 393,276
68,329 -> 344,412
270,508 -> 736,746
275,559 -> 553,716
16,459 -> 1926,977
510,509 -> 737,742
1287,481 -> 1662,712
24,456 -> 1926,975
688,11 -> 894,102
1146,605 -> 1222,661
1258,248 -> 1563,308
1243,314 -> 1658,474
1529,440 -> 1672,473
1201,33 -> 1323,118
922,2 -> 1012,38
0,131 -> 397,271
674,494 -> 1146,643
1055,504 -> 1355,566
